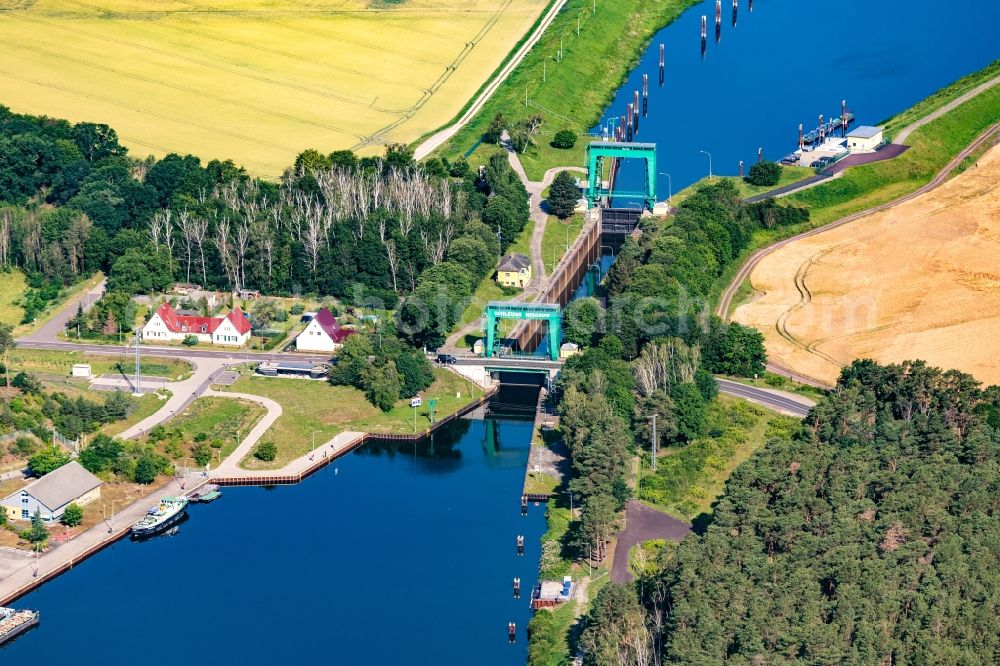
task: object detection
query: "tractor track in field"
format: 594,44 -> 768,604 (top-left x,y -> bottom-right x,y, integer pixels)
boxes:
721,118 -> 1000,387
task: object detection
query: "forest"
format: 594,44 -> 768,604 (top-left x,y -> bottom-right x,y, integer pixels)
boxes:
577,359 -> 1000,665
0,106 -> 529,347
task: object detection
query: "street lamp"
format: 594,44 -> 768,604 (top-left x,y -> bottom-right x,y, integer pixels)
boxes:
699,150 -> 713,180
658,172 -> 672,204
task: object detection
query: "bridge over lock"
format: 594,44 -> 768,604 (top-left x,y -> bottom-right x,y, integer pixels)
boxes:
468,141 -> 659,372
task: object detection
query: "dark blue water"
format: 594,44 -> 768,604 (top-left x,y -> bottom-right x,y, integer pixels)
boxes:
2,409 -> 545,664
601,0 -> 1000,202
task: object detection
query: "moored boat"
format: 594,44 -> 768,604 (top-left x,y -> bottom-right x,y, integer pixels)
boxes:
130,497 -> 188,538
188,484 -> 221,503
0,607 -> 40,646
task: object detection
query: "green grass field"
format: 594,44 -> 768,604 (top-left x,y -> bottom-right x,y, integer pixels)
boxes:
220,367 -> 484,468
0,271 -> 28,326
437,0 -> 700,180
0,0 -> 547,176
6,349 -> 192,379
541,214 -> 584,273
711,63 -> 1000,307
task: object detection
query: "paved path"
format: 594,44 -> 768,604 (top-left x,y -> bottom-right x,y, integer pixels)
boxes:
413,0 -> 569,161
211,427 -> 365,480
200,388 -> 281,474
116,357 -> 234,440
717,115 -> 1000,387
893,74 -> 1000,145
610,501 -> 691,584
19,279 -> 106,344
0,473 -> 203,605
715,378 -> 814,417
740,73 -> 1000,205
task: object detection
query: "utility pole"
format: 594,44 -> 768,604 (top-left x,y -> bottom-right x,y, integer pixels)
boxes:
133,331 -> 142,397
649,413 -> 658,471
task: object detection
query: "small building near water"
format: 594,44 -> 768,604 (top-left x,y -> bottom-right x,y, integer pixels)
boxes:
496,254 -> 532,288
0,462 -> 102,523
846,125 -> 884,154
531,576 -> 575,610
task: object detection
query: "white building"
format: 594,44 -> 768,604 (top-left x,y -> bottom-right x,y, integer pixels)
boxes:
0,462 -> 102,523
295,308 -> 354,353
143,302 -> 251,346
846,125 -> 884,154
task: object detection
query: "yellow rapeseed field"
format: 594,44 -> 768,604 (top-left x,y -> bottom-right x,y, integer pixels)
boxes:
0,0 -> 546,175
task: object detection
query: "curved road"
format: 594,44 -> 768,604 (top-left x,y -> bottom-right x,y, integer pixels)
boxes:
413,0 -> 569,161
717,120 -> 1000,386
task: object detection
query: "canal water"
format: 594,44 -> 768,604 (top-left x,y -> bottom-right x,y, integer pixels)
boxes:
2,387 -> 545,664
602,0 -> 1000,201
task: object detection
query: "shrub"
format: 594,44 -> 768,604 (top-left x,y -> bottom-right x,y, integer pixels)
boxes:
254,441 -> 277,462
61,503 -> 84,527
192,442 -> 212,467
193,432 -> 208,442
551,129 -> 577,149
745,160 -> 782,187
12,436 -> 38,457
289,303 -> 305,315
182,334 -> 198,346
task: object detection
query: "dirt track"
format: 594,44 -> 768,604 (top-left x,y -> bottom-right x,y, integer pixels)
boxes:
733,144 -> 1000,386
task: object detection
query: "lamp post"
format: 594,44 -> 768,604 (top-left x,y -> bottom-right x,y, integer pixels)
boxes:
699,150 -> 713,180
658,172 -> 672,204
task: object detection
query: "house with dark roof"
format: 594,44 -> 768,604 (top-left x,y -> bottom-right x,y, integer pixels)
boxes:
142,302 -> 251,346
295,307 -> 355,353
0,462 -> 102,523
496,253 -> 532,288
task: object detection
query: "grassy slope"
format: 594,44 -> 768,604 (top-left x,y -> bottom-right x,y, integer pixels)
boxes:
541,214 -> 585,273
435,0 -> 700,180
222,367 -> 484,468
6,349 -> 192,379
0,271 -> 28,326
712,63 -> 1000,307
638,396 -> 797,520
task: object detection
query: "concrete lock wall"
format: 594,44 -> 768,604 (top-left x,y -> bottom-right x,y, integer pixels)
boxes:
512,214 -> 602,353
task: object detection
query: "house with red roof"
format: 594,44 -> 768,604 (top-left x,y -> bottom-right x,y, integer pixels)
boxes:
142,302 -> 252,346
295,307 -> 355,353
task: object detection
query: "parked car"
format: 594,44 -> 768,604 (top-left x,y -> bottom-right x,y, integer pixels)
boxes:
436,354 -> 457,364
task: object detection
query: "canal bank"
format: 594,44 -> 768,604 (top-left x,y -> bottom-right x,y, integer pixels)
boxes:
1,385 -> 547,663
598,0 -> 1000,199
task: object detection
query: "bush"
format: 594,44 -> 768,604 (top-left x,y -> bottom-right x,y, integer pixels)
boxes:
192,442 -> 212,467
254,441 -> 277,462
134,453 -> 165,484
12,436 -> 38,457
61,503 -> 84,527
551,129 -> 577,149
289,303 -> 304,316
182,334 -> 198,346
28,445 -> 72,476
745,160 -> 782,187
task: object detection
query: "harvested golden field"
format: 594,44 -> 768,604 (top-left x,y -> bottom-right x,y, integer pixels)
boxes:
0,0 -> 546,176
733,144 -> 1000,386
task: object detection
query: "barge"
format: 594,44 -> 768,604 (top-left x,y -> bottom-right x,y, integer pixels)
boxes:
0,607 -> 40,645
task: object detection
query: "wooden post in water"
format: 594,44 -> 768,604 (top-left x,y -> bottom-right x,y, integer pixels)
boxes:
819,114 -> 824,143
715,0 -> 722,42
642,74 -> 649,116
841,99 -> 848,135
701,15 -> 707,41
799,123 -> 804,150
626,103 -> 634,141
633,90 -> 640,132
659,43 -> 665,85
739,160 -> 744,178
732,0 -> 738,27
513,577 -> 521,598
517,534 -> 525,556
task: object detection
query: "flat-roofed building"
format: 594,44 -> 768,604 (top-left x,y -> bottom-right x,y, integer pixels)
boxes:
846,125 -> 884,154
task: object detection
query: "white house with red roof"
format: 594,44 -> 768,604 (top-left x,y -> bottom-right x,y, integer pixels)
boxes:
295,307 -> 355,353
142,302 -> 252,346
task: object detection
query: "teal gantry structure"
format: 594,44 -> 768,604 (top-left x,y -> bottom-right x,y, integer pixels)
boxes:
585,141 -> 657,210
484,301 -> 562,361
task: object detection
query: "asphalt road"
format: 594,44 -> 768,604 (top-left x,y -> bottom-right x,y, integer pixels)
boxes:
715,378 -> 814,418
